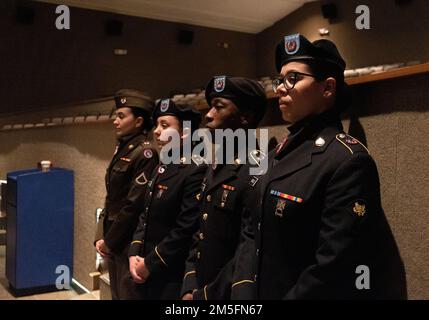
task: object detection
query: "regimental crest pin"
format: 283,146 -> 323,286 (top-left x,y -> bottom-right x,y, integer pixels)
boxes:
284,34 -> 300,55
160,99 -> 170,112
353,201 -> 366,217
143,148 -> 153,159
214,76 -> 226,92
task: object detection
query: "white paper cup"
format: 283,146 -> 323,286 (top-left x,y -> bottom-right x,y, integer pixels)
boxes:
40,160 -> 52,172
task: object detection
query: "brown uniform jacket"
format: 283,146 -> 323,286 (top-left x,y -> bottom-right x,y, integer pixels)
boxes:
95,132 -> 159,253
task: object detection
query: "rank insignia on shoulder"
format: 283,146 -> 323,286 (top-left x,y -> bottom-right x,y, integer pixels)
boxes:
120,157 -> 131,162
196,193 -> 201,201
143,148 -> 153,158
352,200 -> 366,217
336,133 -> 369,154
135,172 -> 148,185
249,176 -> 259,187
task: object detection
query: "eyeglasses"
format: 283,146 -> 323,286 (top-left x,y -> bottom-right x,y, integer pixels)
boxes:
272,72 -> 320,93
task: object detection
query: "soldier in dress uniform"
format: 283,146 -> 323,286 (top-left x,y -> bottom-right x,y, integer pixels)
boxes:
181,76 -> 267,300
235,34 -> 407,299
94,89 -> 159,300
127,99 -> 207,299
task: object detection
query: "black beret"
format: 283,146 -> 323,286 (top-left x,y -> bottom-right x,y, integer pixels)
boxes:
205,76 -> 267,113
153,98 -> 201,128
275,34 -> 346,74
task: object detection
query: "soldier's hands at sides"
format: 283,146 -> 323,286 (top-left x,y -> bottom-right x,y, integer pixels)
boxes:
129,256 -> 145,283
135,258 -> 150,282
182,293 -> 193,300
95,239 -> 110,258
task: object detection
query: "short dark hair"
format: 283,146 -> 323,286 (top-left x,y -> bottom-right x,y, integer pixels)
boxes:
240,107 -> 266,129
306,60 -> 349,114
129,107 -> 152,132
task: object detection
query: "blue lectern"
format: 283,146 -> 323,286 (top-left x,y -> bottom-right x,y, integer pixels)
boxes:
6,168 -> 74,295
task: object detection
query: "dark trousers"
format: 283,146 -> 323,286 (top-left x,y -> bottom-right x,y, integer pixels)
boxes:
107,247 -> 141,300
